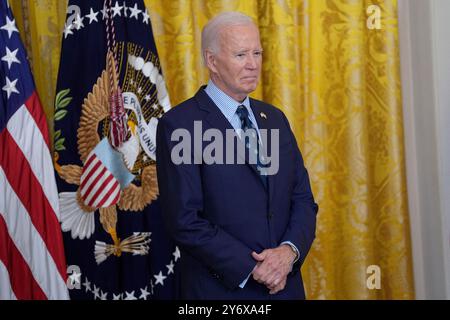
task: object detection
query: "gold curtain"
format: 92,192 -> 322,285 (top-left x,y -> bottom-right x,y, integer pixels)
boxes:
11,0 -> 414,299
10,0 -> 67,135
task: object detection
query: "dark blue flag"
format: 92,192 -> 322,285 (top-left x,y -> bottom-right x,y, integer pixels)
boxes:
54,0 -> 180,300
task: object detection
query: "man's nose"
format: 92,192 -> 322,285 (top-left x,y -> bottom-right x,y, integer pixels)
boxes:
245,55 -> 258,69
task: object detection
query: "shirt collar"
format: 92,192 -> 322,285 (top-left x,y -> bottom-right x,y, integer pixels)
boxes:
204,79 -> 251,123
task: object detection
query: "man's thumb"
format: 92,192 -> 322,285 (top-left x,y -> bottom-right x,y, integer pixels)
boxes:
252,251 -> 265,261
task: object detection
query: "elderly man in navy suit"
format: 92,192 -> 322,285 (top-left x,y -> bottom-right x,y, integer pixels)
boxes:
156,11 -> 318,300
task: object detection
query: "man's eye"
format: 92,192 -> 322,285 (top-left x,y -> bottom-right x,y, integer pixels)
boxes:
236,53 -> 246,58
254,51 -> 262,56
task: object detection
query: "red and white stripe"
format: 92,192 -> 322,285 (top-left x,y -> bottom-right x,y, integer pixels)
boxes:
79,152 -> 120,208
0,92 -> 69,300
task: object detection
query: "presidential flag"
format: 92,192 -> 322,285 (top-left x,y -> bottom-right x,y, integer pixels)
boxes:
0,0 -> 69,300
53,0 -> 179,299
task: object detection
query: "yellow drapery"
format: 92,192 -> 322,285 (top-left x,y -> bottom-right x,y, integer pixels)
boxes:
11,0 -> 414,299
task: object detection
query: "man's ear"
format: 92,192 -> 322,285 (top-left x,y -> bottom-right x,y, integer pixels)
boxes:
205,50 -> 218,74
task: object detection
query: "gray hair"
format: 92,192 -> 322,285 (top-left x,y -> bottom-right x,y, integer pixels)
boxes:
201,11 -> 256,65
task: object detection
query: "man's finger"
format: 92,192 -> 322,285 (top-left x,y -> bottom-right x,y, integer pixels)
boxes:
251,263 -> 266,283
269,286 -> 280,294
269,280 -> 286,295
265,272 -> 281,289
269,287 -> 279,295
252,268 -> 270,284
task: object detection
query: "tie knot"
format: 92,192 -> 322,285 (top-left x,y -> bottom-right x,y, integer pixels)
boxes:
236,105 -> 249,120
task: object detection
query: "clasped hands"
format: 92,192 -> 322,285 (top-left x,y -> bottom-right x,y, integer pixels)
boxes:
251,244 -> 297,294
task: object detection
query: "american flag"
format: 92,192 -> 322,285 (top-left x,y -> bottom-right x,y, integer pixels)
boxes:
0,0 -> 69,299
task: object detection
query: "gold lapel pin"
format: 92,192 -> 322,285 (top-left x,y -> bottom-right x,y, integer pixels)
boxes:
260,112 -> 267,119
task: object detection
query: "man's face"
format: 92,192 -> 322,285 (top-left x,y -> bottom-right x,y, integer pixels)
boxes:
206,24 -> 262,102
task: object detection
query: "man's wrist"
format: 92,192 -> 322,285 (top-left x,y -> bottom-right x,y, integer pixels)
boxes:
282,244 -> 298,264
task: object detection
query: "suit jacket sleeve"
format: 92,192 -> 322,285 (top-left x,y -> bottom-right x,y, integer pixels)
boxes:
279,110 -> 319,269
156,116 -> 256,289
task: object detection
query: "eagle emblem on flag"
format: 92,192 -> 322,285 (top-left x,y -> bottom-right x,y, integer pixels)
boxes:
55,47 -> 170,264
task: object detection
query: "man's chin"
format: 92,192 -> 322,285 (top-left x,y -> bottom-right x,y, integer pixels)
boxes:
241,83 -> 258,93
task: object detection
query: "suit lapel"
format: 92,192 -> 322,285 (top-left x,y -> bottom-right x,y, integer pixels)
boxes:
250,99 -> 277,201
194,87 -> 234,133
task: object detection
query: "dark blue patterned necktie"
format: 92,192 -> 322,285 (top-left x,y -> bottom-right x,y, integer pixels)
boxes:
236,105 -> 268,189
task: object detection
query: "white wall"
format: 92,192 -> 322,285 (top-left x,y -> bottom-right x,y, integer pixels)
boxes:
431,0 -> 450,299
398,0 -> 450,299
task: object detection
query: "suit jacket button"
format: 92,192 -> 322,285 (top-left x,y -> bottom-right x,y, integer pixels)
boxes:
268,212 -> 274,219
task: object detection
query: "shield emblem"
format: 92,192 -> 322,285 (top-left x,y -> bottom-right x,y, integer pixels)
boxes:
80,151 -> 121,208
79,138 -> 135,209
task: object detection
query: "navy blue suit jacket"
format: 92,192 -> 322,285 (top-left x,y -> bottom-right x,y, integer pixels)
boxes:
156,87 -> 318,300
